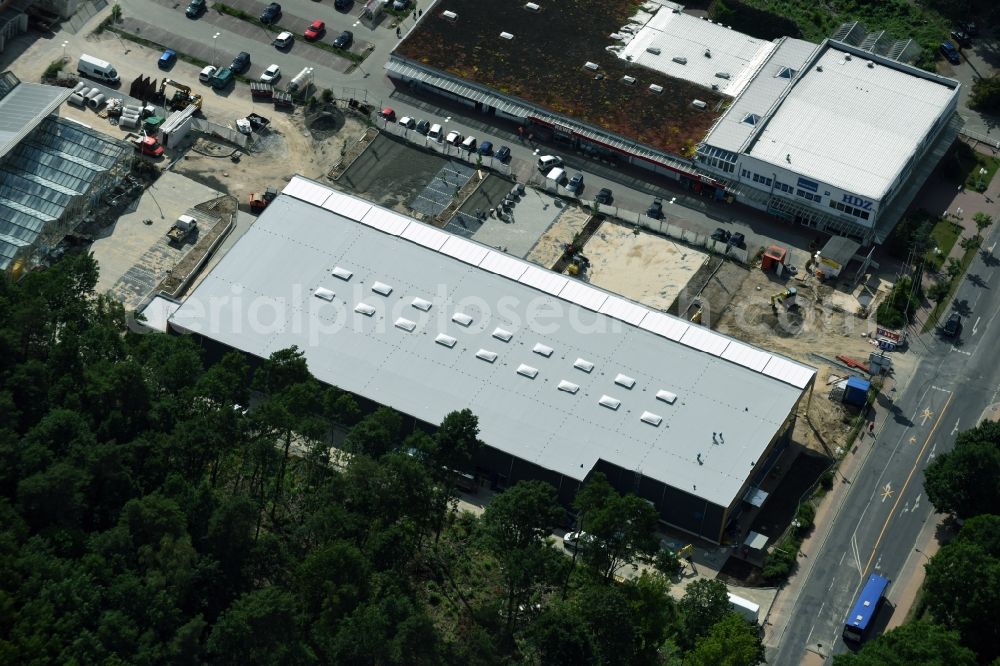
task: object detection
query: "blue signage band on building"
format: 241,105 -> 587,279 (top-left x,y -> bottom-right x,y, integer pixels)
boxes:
842,194 -> 873,211
796,177 -> 819,192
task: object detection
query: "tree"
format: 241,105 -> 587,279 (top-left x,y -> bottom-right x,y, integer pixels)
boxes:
522,602 -> 595,666
686,612 -> 764,666
924,420 -> 1000,519
974,212 -> 993,235
343,407 -> 403,458
573,474 -> 660,582
953,514 -> 1000,556
479,480 -> 564,634
677,578 -> 732,648
622,572 -> 679,661
923,539 -> 1000,660
207,587 -> 310,666
970,75 -> 1000,114
573,583 -> 637,666
831,619 -> 975,666
945,257 -> 963,280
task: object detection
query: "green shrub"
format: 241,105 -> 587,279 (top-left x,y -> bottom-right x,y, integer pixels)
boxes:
820,470 -> 834,491
794,503 -> 816,536
762,538 -> 799,582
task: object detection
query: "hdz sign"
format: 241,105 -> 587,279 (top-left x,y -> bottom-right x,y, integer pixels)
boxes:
842,194 -> 873,211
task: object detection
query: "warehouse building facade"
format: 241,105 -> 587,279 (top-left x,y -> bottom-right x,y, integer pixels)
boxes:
168,176 -> 816,542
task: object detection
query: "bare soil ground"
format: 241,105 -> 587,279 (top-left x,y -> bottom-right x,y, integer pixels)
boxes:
714,267 -> 912,455
525,205 -> 591,268
582,221 -> 708,312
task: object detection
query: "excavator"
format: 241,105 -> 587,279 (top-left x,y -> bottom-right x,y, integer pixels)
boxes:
157,78 -> 203,112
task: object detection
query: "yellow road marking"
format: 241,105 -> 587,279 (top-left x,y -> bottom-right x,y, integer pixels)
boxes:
863,392 -> 954,577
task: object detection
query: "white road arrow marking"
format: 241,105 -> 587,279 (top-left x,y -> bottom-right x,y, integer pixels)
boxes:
974,317 -> 981,335
913,494 -> 921,511
951,419 -> 961,435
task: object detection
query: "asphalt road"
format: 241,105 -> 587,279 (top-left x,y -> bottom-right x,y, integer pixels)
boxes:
768,232 -> 1000,664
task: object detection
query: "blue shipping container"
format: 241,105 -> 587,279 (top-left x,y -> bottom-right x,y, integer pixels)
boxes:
843,376 -> 870,407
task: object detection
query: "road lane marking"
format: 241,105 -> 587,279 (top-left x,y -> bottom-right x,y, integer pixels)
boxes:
862,392 -> 954,577
920,407 -> 933,425
909,435 -> 917,444
880,483 -> 894,502
951,419 -> 961,435
931,386 -> 952,393
950,347 -> 972,356
973,316 -> 981,335
913,494 -> 921,511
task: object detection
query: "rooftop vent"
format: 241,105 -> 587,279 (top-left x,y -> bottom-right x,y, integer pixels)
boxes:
394,317 -> 416,332
500,31 -> 514,40
866,60 -> 875,68
646,46 -> 661,55
411,297 -> 432,311
622,75 -> 636,85
844,53 -> 852,61
672,56 -> 688,65
649,84 -> 664,94
355,303 -> 376,316
476,349 -> 498,363
441,9 -> 457,20
524,2 -> 540,10
656,389 -> 677,404
435,333 -> 457,348
704,48 -> 712,58
816,65 -> 823,72
715,71 -> 731,79
584,61 -> 599,71
331,266 -> 353,280
452,312 -> 473,326
558,380 -> 580,394
692,99 -> 707,109
533,342 -> 554,357
314,287 -> 335,301
711,84 -> 719,91
517,364 -> 539,379
640,411 -> 663,426
614,373 -> 636,389
599,395 -> 621,410
742,113 -> 761,126
371,281 -> 392,296
574,358 -> 595,373
776,66 -> 797,79
492,327 -> 513,342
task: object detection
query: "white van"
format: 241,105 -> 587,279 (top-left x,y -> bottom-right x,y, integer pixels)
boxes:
537,155 -> 563,171
428,123 -> 443,142
77,54 -> 120,85
461,135 -> 477,151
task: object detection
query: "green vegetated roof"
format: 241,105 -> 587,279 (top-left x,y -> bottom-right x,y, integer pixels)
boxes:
397,0 -> 725,156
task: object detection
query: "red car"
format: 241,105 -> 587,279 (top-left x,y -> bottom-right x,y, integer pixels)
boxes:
304,20 -> 325,40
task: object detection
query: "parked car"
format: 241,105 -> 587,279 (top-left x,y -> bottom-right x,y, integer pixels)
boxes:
461,135 -> 477,151
428,123 -> 443,141
259,2 -> 281,24
185,0 -> 205,18
333,30 -> 353,49
231,51 -> 251,73
594,187 -> 613,204
380,107 -> 396,121
478,140 -> 493,156
334,0 -> 353,10
566,172 -> 584,194
647,199 -> 663,219
495,145 -> 511,163
210,67 -> 234,90
563,531 -> 594,551
415,119 -> 431,135
393,0 -> 410,9
273,31 -> 294,49
398,116 -> 415,129
940,41 -> 961,65
960,21 -> 978,37
950,29 -> 971,48
943,312 -> 962,337
199,65 -> 218,83
445,130 -> 463,146
304,19 -> 325,40
537,155 -> 562,171
158,49 -> 176,69
259,64 -> 281,83
730,232 -> 746,248
711,228 -> 731,242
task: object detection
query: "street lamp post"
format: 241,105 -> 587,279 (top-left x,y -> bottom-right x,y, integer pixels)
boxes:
212,32 -> 221,68
61,40 -> 69,62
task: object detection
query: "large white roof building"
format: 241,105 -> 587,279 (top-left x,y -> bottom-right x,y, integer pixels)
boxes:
696,39 -> 961,244
169,177 -> 814,542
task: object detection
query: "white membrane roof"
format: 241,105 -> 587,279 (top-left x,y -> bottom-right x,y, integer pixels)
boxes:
171,177 -> 814,507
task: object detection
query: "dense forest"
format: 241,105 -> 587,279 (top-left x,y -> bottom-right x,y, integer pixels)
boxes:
0,254 -> 764,664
